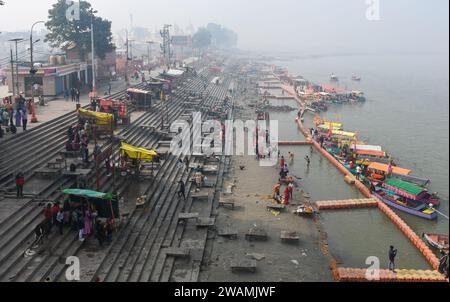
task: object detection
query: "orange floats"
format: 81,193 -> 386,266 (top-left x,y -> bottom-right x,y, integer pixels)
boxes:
278,141 -> 313,146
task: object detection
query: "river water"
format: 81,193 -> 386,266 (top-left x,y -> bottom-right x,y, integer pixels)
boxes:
266,53 -> 449,269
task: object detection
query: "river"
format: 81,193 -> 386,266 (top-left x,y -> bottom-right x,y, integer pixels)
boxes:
266,53 -> 449,269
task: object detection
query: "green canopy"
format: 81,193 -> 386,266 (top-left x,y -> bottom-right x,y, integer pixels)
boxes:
385,178 -> 425,196
63,189 -> 113,200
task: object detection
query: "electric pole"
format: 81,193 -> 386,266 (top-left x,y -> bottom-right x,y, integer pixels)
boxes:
160,25 -> 172,68
9,38 -> 24,95
125,30 -> 129,86
10,48 -> 15,96
146,41 -> 154,66
30,20 -> 44,102
89,9 -> 98,94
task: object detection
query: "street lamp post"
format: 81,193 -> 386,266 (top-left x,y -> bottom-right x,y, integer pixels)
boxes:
90,9 -> 98,94
30,21 -> 44,124
146,41 -> 154,66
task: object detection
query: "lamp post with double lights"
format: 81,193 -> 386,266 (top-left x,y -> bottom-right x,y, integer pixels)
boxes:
29,21 -> 45,123
89,8 -> 98,95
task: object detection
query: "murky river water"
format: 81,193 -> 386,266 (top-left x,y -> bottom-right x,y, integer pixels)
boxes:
266,55 -> 449,270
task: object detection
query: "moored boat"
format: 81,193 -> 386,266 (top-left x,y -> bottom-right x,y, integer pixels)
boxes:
382,178 -> 440,207
352,75 -> 362,81
422,233 -> 449,251
330,73 -> 339,82
350,91 -> 366,102
373,186 -> 438,220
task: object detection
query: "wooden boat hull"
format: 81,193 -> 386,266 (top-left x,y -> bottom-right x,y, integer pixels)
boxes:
423,233 -> 449,250
373,192 -> 438,220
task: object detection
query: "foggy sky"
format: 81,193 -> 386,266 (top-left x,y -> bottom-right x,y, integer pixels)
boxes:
0,0 -> 448,54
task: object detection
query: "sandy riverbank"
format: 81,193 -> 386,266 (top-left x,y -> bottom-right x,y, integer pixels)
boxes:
200,84 -> 334,282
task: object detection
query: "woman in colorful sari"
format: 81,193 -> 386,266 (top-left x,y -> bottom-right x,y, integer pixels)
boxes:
83,210 -> 92,237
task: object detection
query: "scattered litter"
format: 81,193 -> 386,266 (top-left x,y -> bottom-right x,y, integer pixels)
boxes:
246,253 -> 266,261
271,210 -> 280,217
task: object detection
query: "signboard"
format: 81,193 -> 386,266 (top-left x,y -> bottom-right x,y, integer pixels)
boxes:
171,35 -> 190,46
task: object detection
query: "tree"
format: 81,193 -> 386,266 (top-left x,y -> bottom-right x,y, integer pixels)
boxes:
192,27 -> 212,50
206,23 -> 238,48
45,0 -> 115,60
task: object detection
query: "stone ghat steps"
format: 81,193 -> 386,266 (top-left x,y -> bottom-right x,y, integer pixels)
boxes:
0,84 -> 144,188
89,76 -> 232,283
0,67 -> 217,282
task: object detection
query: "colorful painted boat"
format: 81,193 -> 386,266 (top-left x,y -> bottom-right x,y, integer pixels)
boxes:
373,188 -> 438,220
351,144 -> 383,152
422,233 -> 449,251
357,150 -> 387,158
357,155 -> 392,165
350,91 -> 366,102
368,162 -> 411,176
391,174 -> 431,187
382,178 -> 440,206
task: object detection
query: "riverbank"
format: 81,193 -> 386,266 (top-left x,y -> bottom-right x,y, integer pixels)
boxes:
201,77 -> 334,282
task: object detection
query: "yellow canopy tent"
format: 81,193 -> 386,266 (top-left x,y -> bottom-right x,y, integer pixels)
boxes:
323,121 -> 343,128
78,108 -> 113,126
121,142 -> 158,162
332,130 -> 356,138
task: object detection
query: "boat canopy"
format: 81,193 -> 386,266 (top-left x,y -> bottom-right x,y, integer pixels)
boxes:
318,124 -> 342,131
322,121 -> 343,128
322,84 -> 345,94
63,189 -> 112,200
368,162 -> 412,176
166,69 -> 185,77
384,178 -> 426,197
356,150 -> 386,158
78,108 -> 113,125
391,174 -> 430,187
332,130 -> 356,138
351,144 -> 383,152
127,88 -> 152,95
121,142 -> 158,162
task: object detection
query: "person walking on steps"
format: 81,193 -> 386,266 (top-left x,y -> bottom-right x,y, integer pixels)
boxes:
178,180 -> 186,201
15,172 -> 25,199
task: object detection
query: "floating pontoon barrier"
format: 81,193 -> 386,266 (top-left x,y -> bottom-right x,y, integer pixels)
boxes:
377,202 -> 440,270
336,268 -> 447,282
316,198 -> 379,211
267,96 -> 296,100
278,141 -> 313,146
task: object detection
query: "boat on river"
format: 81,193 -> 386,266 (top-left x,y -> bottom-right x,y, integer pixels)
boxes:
352,75 -> 362,81
372,184 -> 438,220
350,91 -> 366,102
382,178 -> 440,207
422,233 -> 449,251
330,73 -> 339,82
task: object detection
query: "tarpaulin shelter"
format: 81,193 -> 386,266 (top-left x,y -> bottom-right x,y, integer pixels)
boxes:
126,88 -> 152,110
121,142 -> 158,162
63,189 -> 119,219
368,162 -> 412,176
78,108 -> 114,134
